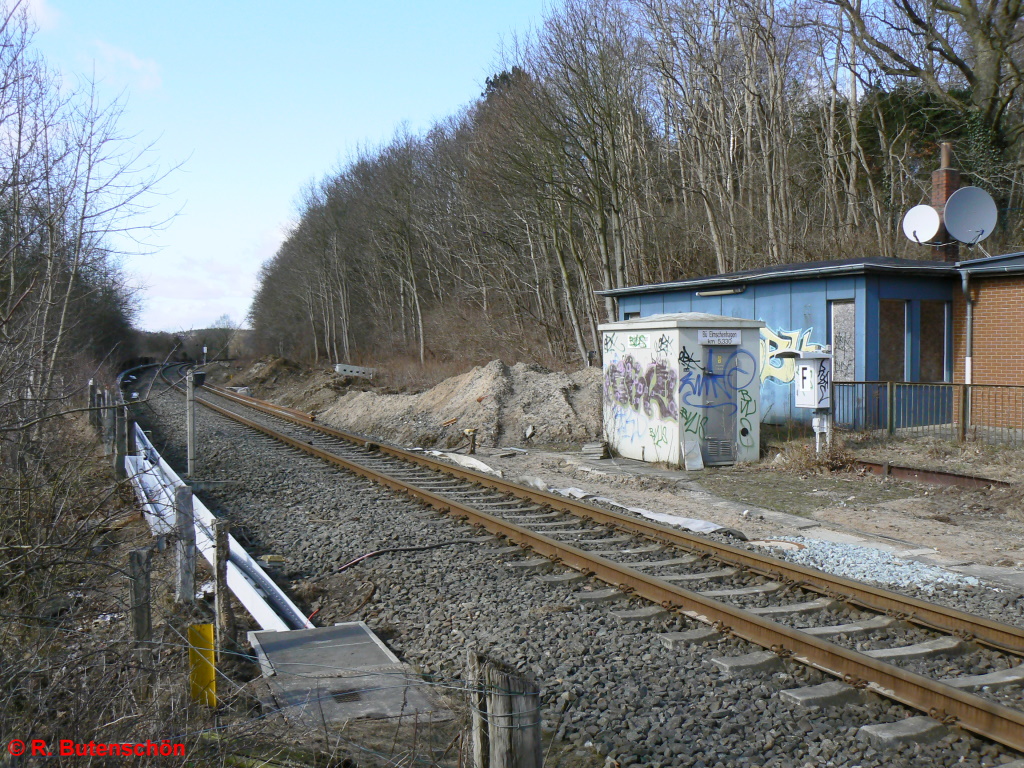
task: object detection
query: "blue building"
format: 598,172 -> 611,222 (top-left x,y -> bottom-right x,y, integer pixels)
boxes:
596,258 -> 957,424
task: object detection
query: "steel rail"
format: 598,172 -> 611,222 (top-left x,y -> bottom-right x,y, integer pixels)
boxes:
201,383 -> 1024,657
854,459 -> 1011,489
188,388 -> 1024,752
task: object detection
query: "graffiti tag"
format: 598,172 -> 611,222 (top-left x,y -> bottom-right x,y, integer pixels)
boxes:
603,333 -> 624,355
678,346 -> 703,371
680,407 -> 707,440
628,334 -> 649,349
655,334 -> 672,356
739,388 -> 756,417
610,408 -> 644,443
738,388 -> 757,448
649,425 -> 668,447
678,349 -> 757,412
760,327 -> 823,384
817,361 -> 832,406
604,355 -> 678,422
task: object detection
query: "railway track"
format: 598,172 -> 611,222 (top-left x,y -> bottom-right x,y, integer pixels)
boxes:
157,367 -> 1024,756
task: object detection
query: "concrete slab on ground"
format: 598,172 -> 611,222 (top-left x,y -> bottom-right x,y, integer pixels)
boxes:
948,563 -> 1024,592
857,716 -> 947,748
249,622 -> 450,726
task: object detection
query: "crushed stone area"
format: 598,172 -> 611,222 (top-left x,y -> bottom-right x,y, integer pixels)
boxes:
758,538 -> 980,595
212,357 -> 1024,582
472,450 -> 1024,580
136,377 -> 1023,768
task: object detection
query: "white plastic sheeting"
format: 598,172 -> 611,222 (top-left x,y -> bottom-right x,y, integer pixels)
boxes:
550,486 -> 741,537
125,423 -> 312,632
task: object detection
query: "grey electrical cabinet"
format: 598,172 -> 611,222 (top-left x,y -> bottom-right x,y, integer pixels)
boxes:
599,313 -> 765,469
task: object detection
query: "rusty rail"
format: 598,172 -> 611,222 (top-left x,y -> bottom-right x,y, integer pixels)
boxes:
854,460 -> 1011,489
188,382 -> 1024,753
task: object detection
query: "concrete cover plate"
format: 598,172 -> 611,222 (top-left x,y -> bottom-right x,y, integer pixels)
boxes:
249,622 -> 451,725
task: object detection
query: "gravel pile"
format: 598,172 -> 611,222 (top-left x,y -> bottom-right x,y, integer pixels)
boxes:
755,538 -> 980,595
131,379 -> 1024,768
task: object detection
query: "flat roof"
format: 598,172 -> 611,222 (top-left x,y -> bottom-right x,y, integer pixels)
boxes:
596,257 -> 956,298
957,250 -> 1024,275
599,312 -> 766,331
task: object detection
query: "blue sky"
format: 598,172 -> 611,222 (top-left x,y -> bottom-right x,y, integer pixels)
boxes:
28,0 -> 547,332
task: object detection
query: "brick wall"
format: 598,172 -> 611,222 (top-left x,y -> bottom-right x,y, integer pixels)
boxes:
952,274 -> 1024,428
931,166 -> 960,262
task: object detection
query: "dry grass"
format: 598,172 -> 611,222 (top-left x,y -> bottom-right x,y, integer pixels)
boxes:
777,434 -> 858,474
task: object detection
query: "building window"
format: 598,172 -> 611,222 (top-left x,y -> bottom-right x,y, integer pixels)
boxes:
919,301 -> 948,382
624,312 -> 640,320
879,300 -> 907,381
830,300 -> 856,381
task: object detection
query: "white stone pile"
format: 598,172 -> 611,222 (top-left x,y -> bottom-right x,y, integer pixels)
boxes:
763,538 -> 980,595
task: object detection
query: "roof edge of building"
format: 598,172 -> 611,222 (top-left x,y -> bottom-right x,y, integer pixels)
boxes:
596,258 -> 956,298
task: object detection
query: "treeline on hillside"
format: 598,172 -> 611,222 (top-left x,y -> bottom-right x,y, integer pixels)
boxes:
131,314 -> 254,365
250,0 -> 1024,369
0,5 -> 188,753
0,5 -> 150,463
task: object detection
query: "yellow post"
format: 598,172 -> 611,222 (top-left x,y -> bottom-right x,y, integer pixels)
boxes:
188,623 -> 217,707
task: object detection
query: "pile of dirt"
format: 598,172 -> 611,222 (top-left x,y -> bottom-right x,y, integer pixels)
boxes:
220,357 -> 603,450
318,360 -> 602,449
215,357 -> 374,415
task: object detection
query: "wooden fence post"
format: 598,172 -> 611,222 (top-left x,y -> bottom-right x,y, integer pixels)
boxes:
129,548 -> 153,699
125,406 -> 137,455
468,651 -> 489,768
214,519 -> 237,658
175,486 -> 196,604
101,391 -> 115,454
88,379 -> 98,429
467,651 -> 541,768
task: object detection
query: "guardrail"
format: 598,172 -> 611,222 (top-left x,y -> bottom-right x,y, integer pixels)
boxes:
333,363 -> 375,379
833,380 -> 1024,446
112,369 -> 312,632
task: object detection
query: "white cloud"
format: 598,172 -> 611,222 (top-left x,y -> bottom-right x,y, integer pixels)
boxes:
23,0 -> 61,31
90,40 -> 162,92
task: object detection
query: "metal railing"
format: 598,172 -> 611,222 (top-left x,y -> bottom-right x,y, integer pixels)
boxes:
832,381 -> 1024,445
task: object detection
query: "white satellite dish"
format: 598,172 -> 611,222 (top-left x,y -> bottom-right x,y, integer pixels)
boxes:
901,205 -> 941,243
944,186 -> 998,244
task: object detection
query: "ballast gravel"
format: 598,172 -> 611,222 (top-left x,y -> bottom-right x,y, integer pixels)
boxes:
759,538 -> 980,595
132,380 -> 1024,768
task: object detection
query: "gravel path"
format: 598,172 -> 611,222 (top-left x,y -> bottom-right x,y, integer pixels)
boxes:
133,380 -> 1024,768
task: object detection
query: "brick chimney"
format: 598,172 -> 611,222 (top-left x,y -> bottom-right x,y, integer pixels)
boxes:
931,141 -> 960,261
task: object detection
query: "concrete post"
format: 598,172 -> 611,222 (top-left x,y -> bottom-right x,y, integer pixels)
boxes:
114,406 -> 127,478
186,370 -> 196,477
175,486 -> 196,604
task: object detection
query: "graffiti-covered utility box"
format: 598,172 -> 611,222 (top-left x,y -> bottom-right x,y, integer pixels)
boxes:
599,313 -> 765,469
792,351 -> 832,410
